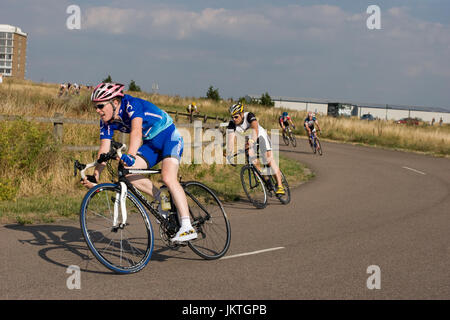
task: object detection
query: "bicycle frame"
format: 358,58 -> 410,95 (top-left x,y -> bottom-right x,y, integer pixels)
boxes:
232,148 -> 276,193
77,144 -> 170,229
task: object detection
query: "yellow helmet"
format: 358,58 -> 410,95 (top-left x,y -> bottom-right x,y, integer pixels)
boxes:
229,103 -> 244,116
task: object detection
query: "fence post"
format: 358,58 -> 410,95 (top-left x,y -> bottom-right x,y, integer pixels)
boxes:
53,112 -> 64,143
204,114 -> 208,123
175,110 -> 178,122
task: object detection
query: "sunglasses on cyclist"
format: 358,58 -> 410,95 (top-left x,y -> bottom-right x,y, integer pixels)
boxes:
95,102 -> 110,110
232,115 -> 240,120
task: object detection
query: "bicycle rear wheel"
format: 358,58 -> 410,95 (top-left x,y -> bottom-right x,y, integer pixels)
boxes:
183,181 -> 231,260
240,164 -> 268,209
80,183 -> 154,274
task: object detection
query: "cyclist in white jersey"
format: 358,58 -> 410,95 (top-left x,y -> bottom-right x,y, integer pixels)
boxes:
226,103 -> 285,195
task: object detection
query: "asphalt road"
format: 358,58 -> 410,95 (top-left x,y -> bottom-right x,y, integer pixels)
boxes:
1,139 -> 449,300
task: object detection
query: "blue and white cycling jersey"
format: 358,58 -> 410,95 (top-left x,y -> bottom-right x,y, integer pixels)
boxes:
100,94 -> 173,141
304,116 -> 317,129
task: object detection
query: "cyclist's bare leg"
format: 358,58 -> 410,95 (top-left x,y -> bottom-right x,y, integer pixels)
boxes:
126,156 -> 190,220
160,157 -> 190,219
266,150 -> 282,187
125,156 -> 159,198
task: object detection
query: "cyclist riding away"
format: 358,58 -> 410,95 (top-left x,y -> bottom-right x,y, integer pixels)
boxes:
81,82 -> 197,242
304,112 -> 321,146
279,111 -> 296,133
226,103 -> 285,195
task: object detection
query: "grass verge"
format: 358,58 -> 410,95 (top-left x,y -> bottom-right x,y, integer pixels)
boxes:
0,155 -> 312,225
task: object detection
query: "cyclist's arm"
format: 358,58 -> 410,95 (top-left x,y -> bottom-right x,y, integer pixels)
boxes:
226,121 -> 236,157
249,119 -> 259,145
94,138 -> 110,178
127,117 -> 143,157
315,120 -> 321,132
81,138 -> 109,188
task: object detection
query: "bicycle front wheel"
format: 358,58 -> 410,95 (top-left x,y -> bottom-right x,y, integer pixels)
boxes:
183,181 -> 231,260
80,183 -> 154,274
316,138 -> 323,156
289,132 -> 297,147
282,132 -> 289,146
276,170 -> 291,205
240,165 -> 268,209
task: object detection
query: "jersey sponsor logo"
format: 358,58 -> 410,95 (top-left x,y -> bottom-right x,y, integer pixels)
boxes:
126,102 -> 135,117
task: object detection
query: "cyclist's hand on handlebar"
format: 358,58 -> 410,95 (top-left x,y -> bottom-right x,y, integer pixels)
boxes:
226,154 -> 233,165
80,175 -> 97,189
120,154 -> 136,167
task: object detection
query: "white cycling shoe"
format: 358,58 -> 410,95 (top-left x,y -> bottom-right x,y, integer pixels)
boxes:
171,226 -> 198,242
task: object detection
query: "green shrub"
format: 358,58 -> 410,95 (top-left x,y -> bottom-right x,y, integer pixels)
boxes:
0,119 -> 54,200
0,178 -> 18,201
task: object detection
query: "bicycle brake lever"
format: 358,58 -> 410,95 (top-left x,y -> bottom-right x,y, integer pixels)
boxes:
74,160 -> 86,177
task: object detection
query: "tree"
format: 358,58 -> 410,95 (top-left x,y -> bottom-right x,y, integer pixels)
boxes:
206,86 -> 221,101
102,75 -> 112,82
128,80 -> 141,92
259,92 -> 274,107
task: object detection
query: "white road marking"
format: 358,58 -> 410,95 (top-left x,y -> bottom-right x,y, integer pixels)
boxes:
220,247 -> 285,260
402,166 -> 426,175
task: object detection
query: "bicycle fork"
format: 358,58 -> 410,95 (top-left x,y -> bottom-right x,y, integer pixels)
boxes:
112,182 -> 128,232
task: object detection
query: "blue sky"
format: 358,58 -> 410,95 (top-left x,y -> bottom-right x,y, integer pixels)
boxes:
1,0 -> 450,109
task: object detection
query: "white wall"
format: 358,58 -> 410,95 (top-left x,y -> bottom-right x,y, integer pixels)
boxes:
275,100 -> 328,115
359,107 -> 450,123
274,99 -> 450,123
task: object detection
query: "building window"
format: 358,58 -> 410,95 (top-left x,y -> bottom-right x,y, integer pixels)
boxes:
0,40 -> 5,46
7,33 -> 12,39
0,68 -> 11,75
0,32 -> 6,39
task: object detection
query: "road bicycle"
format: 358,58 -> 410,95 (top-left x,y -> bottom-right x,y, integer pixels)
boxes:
281,126 -> 297,147
74,140 -> 231,274
228,147 -> 290,209
308,130 -> 323,155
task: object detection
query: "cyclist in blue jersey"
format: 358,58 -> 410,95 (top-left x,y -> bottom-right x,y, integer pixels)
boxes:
81,82 -> 197,242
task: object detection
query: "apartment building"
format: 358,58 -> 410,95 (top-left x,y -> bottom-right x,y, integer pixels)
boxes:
0,24 -> 27,79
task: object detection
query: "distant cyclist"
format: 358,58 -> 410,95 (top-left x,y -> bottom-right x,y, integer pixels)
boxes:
304,112 -> 321,145
226,103 -> 285,195
58,83 -> 67,96
279,112 -> 296,133
187,102 -> 198,115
